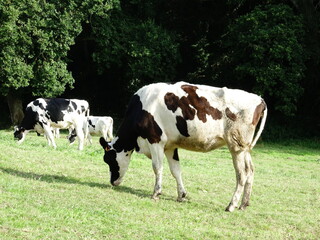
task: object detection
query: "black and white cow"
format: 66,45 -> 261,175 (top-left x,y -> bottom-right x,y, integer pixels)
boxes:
68,116 -> 114,145
14,98 -> 89,150
100,82 -> 267,212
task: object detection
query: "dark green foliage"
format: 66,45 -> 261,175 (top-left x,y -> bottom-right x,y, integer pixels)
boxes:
222,4 -> 306,116
92,10 -> 180,94
0,0 -> 118,97
0,0 -> 78,96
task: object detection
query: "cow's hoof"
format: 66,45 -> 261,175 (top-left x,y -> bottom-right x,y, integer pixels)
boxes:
177,192 -> 187,202
152,192 -> 161,201
225,204 -> 236,212
176,197 -> 187,202
239,202 -> 249,210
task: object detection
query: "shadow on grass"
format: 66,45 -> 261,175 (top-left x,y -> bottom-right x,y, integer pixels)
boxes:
0,166 -> 151,199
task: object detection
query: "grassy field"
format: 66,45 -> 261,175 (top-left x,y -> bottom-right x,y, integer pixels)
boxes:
0,129 -> 319,239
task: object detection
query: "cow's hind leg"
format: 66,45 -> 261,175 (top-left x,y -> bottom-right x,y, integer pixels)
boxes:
165,149 -> 187,202
43,125 -> 57,149
226,150 -> 249,212
150,144 -> 164,200
74,125 -> 84,150
239,151 -> 254,210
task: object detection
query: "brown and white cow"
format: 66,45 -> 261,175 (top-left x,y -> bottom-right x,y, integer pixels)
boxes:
100,82 -> 267,212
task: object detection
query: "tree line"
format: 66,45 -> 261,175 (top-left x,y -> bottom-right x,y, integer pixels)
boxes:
1,0 -> 319,138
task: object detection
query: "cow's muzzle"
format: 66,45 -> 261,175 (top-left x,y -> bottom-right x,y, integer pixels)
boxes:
111,179 -> 122,186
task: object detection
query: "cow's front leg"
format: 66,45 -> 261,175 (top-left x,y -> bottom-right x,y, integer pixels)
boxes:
150,144 -> 164,200
226,150 -> 247,212
165,149 -> 187,202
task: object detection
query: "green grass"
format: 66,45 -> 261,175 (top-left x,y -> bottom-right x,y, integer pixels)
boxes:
0,129 -> 319,239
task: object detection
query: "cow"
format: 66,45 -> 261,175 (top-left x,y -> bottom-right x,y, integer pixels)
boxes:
68,116 -> 114,145
99,81 -> 267,212
14,98 -> 90,150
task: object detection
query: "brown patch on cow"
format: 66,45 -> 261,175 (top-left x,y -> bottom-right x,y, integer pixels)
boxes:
164,92 -> 179,112
164,92 -> 196,120
176,116 -> 190,137
137,110 -> 163,144
179,96 -> 196,120
226,108 -> 237,121
164,84 -> 222,124
252,100 -> 266,126
181,85 -> 222,122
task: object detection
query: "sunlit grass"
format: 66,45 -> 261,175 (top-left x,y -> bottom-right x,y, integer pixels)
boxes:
0,130 -> 319,239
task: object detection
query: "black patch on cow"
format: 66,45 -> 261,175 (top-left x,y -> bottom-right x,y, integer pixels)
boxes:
173,148 -> 179,161
14,127 -> 25,140
113,94 -> 162,153
19,106 -> 40,130
104,149 -> 120,184
33,99 -> 45,110
14,106 -> 40,140
88,119 -> 95,129
81,105 -> 86,114
68,129 -> 77,144
100,138 -> 120,184
176,116 -> 189,137
39,121 -> 45,128
45,98 -> 70,123
135,145 -> 140,152
71,101 -> 77,111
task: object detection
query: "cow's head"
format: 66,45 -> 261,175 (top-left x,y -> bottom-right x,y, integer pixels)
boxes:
13,126 -> 27,143
99,137 -> 132,186
67,129 -> 77,145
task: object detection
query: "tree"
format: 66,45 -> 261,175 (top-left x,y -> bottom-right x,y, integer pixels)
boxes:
220,4 -> 306,116
0,0 -> 118,125
289,0 -> 320,121
91,9 -> 180,97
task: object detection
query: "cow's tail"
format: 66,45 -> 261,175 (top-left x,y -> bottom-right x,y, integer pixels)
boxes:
250,101 -> 267,149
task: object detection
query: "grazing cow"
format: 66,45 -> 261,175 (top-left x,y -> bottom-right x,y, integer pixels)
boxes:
68,116 -> 114,144
99,82 -> 267,212
14,98 -> 89,150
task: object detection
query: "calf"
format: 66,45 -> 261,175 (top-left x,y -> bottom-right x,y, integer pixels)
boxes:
14,98 -> 89,150
100,82 -> 267,212
68,116 -> 114,144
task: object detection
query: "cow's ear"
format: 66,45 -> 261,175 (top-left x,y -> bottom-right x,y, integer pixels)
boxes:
99,137 -> 111,151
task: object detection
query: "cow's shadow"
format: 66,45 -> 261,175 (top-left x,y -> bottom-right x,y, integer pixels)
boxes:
0,167 -> 151,199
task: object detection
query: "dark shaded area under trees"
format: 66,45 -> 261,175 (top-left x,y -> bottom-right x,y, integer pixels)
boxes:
1,0 -> 319,140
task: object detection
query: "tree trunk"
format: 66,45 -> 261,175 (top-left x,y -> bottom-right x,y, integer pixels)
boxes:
6,92 -> 24,126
